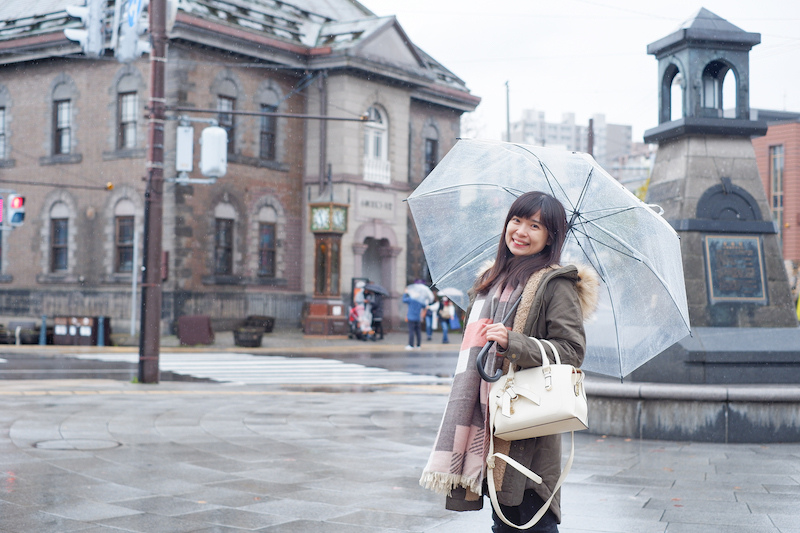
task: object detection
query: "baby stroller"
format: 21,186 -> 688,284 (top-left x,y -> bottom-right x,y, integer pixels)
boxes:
348,303 -> 375,341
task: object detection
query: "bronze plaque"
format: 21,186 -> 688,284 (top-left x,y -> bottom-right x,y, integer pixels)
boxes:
704,235 -> 767,304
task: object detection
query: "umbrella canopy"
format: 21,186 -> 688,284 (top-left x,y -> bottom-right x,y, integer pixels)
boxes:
436,287 -> 464,301
364,283 -> 390,296
405,283 -> 434,305
407,138 -> 690,379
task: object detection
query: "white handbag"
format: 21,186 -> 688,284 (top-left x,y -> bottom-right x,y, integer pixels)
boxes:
486,338 -> 588,530
489,338 -> 588,441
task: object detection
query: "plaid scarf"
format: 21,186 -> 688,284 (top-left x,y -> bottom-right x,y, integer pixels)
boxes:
420,282 -> 524,500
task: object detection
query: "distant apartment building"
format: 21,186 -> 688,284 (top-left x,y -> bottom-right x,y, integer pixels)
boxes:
508,110 -> 632,171
608,142 -> 657,198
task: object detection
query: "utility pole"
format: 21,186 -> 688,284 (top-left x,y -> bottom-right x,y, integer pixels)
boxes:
505,80 -> 510,142
139,0 -> 167,384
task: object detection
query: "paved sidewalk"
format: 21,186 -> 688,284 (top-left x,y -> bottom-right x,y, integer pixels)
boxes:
1,379 -> 799,533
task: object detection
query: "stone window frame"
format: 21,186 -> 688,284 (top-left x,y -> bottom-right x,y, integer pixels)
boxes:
247,195 -> 287,285
203,191 -> 244,285
104,65 -> 147,160
254,80 -> 285,167
40,74 -> 82,166
37,190 -> 79,283
210,71 -> 243,157
102,187 -> 144,283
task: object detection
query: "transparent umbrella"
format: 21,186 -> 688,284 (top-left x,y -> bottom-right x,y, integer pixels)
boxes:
405,283 -> 434,305
406,138 -> 691,379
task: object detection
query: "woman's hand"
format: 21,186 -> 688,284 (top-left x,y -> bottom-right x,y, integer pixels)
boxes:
482,323 -> 510,351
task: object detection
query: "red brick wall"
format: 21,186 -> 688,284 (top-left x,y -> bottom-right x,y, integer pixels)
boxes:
753,122 -> 800,263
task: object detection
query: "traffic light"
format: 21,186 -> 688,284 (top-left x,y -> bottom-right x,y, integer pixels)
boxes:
116,0 -> 151,62
7,195 -> 24,227
64,0 -> 106,57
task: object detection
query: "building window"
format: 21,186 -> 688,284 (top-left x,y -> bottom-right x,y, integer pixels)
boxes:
51,218 -> 69,272
54,100 -> 71,155
314,235 -> 341,296
424,138 -> 438,175
258,222 -> 276,277
217,96 -> 235,154
115,216 -> 134,272
214,218 -> 234,275
363,106 -> 390,184
770,145 -> 784,237
118,92 -> 137,149
0,107 -> 5,159
260,104 -> 277,161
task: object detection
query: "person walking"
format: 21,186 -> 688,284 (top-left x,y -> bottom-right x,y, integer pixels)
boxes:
366,290 -> 384,340
402,286 -> 426,350
425,297 -> 439,341
436,296 -> 455,344
420,191 -> 598,532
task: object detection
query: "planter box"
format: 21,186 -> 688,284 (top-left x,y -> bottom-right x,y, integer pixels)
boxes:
234,327 -> 264,348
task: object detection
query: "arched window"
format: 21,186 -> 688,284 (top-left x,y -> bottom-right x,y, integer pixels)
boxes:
216,79 -> 238,154
214,202 -> 236,275
422,122 -> 439,176
363,106 -> 390,183
257,85 -> 281,161
701,61 -> 732,118
669,71 -> 684,122
258,206 -> 277,277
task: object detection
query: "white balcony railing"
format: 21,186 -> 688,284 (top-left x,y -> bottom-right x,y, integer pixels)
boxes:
363,157 -> 391,184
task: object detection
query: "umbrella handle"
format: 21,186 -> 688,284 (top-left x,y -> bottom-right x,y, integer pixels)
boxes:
476,341 -> 503,382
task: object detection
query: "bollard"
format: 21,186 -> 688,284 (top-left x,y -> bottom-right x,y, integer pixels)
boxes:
97,316 -> 105,347
39,315 -> 47,345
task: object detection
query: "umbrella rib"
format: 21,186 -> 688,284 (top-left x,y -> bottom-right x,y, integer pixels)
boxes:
409,183 -> 527,198
430,233 -> 501,287
569,224 -> 643,263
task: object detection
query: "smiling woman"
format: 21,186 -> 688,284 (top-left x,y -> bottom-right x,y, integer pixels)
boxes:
505,213 -> 550,257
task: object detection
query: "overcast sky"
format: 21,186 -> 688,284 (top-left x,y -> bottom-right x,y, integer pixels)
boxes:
364,0 -> 800,143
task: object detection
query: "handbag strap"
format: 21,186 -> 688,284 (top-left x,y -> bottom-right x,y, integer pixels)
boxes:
536,337 -> 561,365
486,336 -> 573,530
487,430 -> 576,530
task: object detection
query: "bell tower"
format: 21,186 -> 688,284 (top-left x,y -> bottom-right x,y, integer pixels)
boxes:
634,8 -> 800,385
644,7 -> 765,143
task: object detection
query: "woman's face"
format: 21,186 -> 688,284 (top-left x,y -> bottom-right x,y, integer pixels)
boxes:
505,211 -> 550,257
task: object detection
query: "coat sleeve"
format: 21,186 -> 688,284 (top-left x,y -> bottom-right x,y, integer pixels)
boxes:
500,278 -> 586,369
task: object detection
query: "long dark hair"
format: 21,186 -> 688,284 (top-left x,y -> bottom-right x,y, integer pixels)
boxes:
474,191 -> 568,295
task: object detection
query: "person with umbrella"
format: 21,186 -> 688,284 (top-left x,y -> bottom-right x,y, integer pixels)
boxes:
402,280 -> 430,350
420,191 -> 598,532
437,296 -> 455,344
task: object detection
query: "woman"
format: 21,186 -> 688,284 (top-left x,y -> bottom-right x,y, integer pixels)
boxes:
420,191 -> 598,532
437,296 -> 455,344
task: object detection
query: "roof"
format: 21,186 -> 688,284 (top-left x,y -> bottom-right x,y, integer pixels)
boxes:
647,7 -> 761,56
0,0 -> 475,98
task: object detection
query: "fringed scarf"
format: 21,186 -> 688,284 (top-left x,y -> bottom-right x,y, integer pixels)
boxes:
420,267 -> 552,503
419,281 -> 523,500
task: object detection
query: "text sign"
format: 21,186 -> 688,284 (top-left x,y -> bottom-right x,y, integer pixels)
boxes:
704,235 -> 767,304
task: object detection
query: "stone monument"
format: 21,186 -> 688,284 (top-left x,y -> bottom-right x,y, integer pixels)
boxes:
632,8 -> 800,384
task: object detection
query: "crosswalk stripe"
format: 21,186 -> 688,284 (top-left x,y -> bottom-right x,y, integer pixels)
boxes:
72,352 -> 447,385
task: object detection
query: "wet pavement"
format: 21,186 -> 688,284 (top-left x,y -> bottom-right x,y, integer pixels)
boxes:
0,330 -> 799,532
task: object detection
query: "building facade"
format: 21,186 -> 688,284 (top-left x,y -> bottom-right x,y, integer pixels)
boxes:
0,0 -> 479,334
508,109 -> 632,171
753,118 -> 800,293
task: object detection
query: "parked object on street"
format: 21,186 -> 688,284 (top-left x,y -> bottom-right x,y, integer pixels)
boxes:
177,315 -> 214,346
52,317 -> 109,346
233,315 -> 275,347
407,138 -> 691,379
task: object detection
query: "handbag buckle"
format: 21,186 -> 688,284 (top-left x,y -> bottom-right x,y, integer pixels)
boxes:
543,367 -> 552,391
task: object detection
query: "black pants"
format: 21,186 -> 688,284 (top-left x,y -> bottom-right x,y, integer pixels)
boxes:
491,489 -> 559,532
407,320 -> 421,347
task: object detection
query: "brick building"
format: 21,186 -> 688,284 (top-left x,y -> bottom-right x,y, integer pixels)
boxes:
753,117 -> 800,291
0,0 -> 479,334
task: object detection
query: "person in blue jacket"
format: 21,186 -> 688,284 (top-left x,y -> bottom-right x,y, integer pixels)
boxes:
402,288 -> 426,350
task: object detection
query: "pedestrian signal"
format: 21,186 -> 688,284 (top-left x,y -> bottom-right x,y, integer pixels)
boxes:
8,194 -> 25,227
